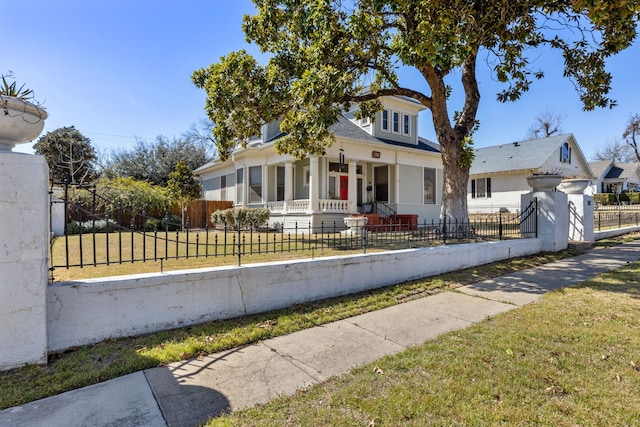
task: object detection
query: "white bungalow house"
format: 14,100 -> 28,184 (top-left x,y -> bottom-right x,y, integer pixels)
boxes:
194,96 -> 443,230
588,160 -> 640,194
468,134 -> 594,213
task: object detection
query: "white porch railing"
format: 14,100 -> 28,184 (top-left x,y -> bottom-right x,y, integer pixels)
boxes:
267,200 -> 310,214
266,201 -> 286,213
318,199 -> 352,213
266,199 -> 351,214
287,200 -> 309,213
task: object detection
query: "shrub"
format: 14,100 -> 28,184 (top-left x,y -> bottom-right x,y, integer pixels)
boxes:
66,219 -> 118,235
144,214 -> 182,232
69,176 -> 171,219
210,207 -> 270,229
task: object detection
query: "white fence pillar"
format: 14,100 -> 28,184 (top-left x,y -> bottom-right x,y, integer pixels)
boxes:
568,194 -> 594,242
522,190 -> 569,252
0,153 -> 49,370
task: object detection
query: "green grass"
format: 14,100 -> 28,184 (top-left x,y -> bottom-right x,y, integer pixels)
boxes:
208,255 -> 640,426
0,248 -> 583,410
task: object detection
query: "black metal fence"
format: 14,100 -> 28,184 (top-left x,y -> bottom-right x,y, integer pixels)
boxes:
49,185 -> 537,280
595,211 -> 640,231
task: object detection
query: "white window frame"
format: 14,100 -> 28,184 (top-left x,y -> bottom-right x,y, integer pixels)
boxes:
248,165 -> 263,203
381,109 -> 389,131
560,142 -> 572,164
423,167 -> 437,204
275,166 -> 285,202
236,168 -> 244,205
303,166 -> 310,187
402,114 -> 411,136
471,177 -> 492,199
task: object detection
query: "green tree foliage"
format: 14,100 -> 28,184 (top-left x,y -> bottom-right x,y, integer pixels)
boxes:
167,159 -> 203,229
102,135 -> 211,186
71,176 -> 170,219
34,126 -> 97,184
193,0 -> 639,221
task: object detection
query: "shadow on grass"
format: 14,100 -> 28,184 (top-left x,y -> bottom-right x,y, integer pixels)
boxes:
571,261 -> 640,299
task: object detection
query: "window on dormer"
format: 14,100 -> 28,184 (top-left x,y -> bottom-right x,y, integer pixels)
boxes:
393,112 -> 400,133
381,110 -> 389,131
402,114 -> 410,135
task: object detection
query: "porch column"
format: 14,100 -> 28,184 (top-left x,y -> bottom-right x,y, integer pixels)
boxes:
307,155 -> 319,213
284,161 -> 294,202
348,159 -> 358,214
262,165 -> 268,205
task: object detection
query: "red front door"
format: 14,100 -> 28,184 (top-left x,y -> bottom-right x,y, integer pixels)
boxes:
340,176 -> 348,200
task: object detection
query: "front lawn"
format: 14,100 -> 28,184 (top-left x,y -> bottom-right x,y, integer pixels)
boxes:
1,248 -> 580,410
208,257 -> 640,426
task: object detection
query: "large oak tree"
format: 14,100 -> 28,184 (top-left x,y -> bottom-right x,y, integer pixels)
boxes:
193,0 -> 639,222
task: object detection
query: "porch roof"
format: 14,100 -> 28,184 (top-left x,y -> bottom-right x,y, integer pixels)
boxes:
589,160 -> 613,179
605,163 -> 640,180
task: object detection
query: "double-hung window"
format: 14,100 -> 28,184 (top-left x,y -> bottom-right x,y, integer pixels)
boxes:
424,168 -> 436,204
471,178 -> 492,198
381,109 -> 389,131
248,166 -> 262,203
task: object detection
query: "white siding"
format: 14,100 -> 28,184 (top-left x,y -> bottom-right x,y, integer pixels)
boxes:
398,165 -> 422,204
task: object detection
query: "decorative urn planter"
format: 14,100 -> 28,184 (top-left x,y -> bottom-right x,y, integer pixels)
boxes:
343,215 -> 367,235
0,96 -> 48,151
526,174 -> 562,191
557,178 -> 590,194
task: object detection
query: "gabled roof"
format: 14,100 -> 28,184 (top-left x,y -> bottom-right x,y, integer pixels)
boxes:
588,160 -> 613,179
605,162 -> 640,179
470,134 -> 577,175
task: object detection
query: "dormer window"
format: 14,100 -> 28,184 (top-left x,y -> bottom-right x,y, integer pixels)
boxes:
403,114 -> 410,135
393,112 -> 400,133
382,109 -> 389,131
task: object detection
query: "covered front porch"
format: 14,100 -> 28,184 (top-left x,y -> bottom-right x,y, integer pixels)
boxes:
257,153 -> 399,229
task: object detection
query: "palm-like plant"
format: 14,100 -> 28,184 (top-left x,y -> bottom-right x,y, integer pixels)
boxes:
1,74 -> 34,101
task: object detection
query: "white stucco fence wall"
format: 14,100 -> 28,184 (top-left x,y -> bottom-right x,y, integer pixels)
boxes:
594,225 -> 640,241
47,238 -> 542,352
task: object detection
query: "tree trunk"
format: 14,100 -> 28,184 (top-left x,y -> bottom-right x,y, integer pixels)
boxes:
419,54 -> 478,226
438,133 -> 470,224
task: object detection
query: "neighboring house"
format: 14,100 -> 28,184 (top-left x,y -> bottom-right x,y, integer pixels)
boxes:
194,96 -> 443,229
589,160 -> 640,194
468,134 -> 593,213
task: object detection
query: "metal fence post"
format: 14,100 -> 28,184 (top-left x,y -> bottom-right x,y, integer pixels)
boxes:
237,210 -> 241,266
534,197 -> 538,238
442,217 -> 447,245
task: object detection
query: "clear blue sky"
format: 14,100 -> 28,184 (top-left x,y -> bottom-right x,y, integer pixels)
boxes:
6,0 -> 639,161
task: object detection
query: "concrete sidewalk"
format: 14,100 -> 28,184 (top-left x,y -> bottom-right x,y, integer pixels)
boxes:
3,241 -> 640,427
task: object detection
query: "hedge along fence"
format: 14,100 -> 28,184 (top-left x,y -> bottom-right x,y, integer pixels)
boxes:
594,192 -> 640,205
60,177 -> 233,230
210,207 -> 270,229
